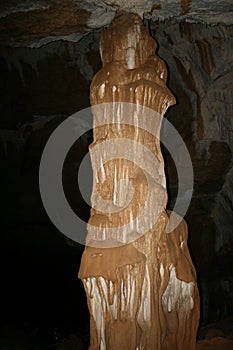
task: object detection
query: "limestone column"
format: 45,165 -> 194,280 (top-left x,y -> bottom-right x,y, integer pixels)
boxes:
78,12 -> 199,350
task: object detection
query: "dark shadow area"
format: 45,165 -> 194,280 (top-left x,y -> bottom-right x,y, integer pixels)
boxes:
0,20 -> 232,349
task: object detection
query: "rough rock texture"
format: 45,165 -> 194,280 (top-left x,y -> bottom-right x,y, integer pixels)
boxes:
0,0 -> 233,46
197,338 -> 233,350
0,2 -> 232,344
0,33 -> 101,223
0,15 -> 232,326
78,13 -> 199,350
150,21 -> 233,323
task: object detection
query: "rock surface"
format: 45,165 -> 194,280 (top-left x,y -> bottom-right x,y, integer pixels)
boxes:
196,337 -> 233,350
0,0 -> 232,337
0,0 -> 233,46
151,20 -> 233,323
79,13 -> 199,350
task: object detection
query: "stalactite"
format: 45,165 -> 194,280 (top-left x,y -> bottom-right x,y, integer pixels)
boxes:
78,12 -> 200,350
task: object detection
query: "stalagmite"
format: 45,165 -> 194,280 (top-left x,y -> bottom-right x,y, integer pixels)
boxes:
78,12 -> 200,350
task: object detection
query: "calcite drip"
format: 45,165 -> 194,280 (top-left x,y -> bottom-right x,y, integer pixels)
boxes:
79,12 -> 200,350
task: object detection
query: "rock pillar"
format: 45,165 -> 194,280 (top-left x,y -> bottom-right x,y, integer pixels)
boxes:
79,12 -> 199,350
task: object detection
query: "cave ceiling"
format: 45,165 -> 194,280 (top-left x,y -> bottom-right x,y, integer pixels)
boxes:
0,0 -> 232,47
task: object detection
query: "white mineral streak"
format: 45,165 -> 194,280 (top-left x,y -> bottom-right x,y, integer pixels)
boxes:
160,263 -> 164,279
90,278 -> 106,345
110,294 -> 118,320
79,13 -> 199,350
83,262 -> 156,349
180,240 -> 185,249
113,164 -> 117,205
126,26 -> 139,69
139,264 -> 151,323
87,181 -> 166,243
99,83 -> 105,99
162,267 -> 194,313
100,157 -> 105,181
126,47 -> 136,69
83,266 -> 146,348
85,277 -> 106,347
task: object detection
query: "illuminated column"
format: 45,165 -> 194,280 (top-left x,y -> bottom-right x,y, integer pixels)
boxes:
79,12 -> 199,350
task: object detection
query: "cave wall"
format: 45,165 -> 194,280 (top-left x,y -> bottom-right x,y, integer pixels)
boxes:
150,21 -> 233,322
0,33 -> 101,325
0,32 -> 101,222
0,20 -> 232,324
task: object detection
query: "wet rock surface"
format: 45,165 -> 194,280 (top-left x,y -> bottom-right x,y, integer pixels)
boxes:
0,5 -> 232,349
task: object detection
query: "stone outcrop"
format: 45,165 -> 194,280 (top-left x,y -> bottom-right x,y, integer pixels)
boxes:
150,21 -> 233,322
78,12 -> 199,350
0,0 -> 232,46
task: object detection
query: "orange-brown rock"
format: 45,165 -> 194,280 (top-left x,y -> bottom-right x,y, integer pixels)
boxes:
79,12 -> 200,350
196,337 -> 233,350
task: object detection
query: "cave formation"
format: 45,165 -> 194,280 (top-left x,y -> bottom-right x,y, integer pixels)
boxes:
0,1 -> 232,350
79,12 -> 200,350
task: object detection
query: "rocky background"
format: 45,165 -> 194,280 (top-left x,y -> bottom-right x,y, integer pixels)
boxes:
0,1 -> 232,349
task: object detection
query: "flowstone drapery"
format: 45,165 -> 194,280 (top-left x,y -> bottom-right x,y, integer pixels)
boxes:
78,12 -> 200,350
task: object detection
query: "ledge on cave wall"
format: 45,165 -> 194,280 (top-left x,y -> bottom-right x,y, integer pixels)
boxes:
0,0 -> 233,47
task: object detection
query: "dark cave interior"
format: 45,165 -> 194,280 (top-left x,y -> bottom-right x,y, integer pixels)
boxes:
0,4 -> 233,349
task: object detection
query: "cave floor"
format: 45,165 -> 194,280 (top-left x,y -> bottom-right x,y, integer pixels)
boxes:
1,317 -> 233,350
